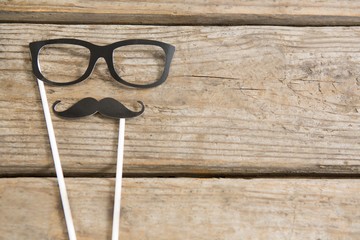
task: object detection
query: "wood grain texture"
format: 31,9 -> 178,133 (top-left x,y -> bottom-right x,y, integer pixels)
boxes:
1,178 -> 359,240
1,24 -> 360,176
1,0 -> 360,26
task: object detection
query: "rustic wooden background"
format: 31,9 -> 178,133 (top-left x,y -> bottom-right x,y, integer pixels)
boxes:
1,1 -> 360,239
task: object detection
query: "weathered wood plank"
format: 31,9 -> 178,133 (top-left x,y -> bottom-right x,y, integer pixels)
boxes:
0,178 -> 359,239
1,24 -> 360,176
1,0 -> 360,26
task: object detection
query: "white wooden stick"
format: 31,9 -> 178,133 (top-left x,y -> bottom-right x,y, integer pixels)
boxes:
112,118 -> 125,240
37,79 -> 77,240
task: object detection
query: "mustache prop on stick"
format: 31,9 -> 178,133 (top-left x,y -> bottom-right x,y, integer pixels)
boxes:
52,97 -> 144,240
50,97 -> 144,240
52,97 -> 145,119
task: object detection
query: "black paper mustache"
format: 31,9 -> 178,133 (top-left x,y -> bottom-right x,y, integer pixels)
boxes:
52,97 -> 145,119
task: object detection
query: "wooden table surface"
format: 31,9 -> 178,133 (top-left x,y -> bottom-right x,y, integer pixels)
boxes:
1,1 -> 360,239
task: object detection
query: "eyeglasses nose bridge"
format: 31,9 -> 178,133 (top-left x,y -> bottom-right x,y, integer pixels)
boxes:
90,45 -> 113,68
92,45 -> 112,59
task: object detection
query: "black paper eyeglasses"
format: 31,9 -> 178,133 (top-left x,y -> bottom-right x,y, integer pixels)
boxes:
30,38 -> 175,88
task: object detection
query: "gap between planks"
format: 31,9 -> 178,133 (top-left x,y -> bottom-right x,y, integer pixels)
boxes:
1,172 -> 360,179
1,0 -> 360,26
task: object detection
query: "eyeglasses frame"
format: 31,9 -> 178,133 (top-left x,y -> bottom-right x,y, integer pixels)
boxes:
29,38 -> 175,88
